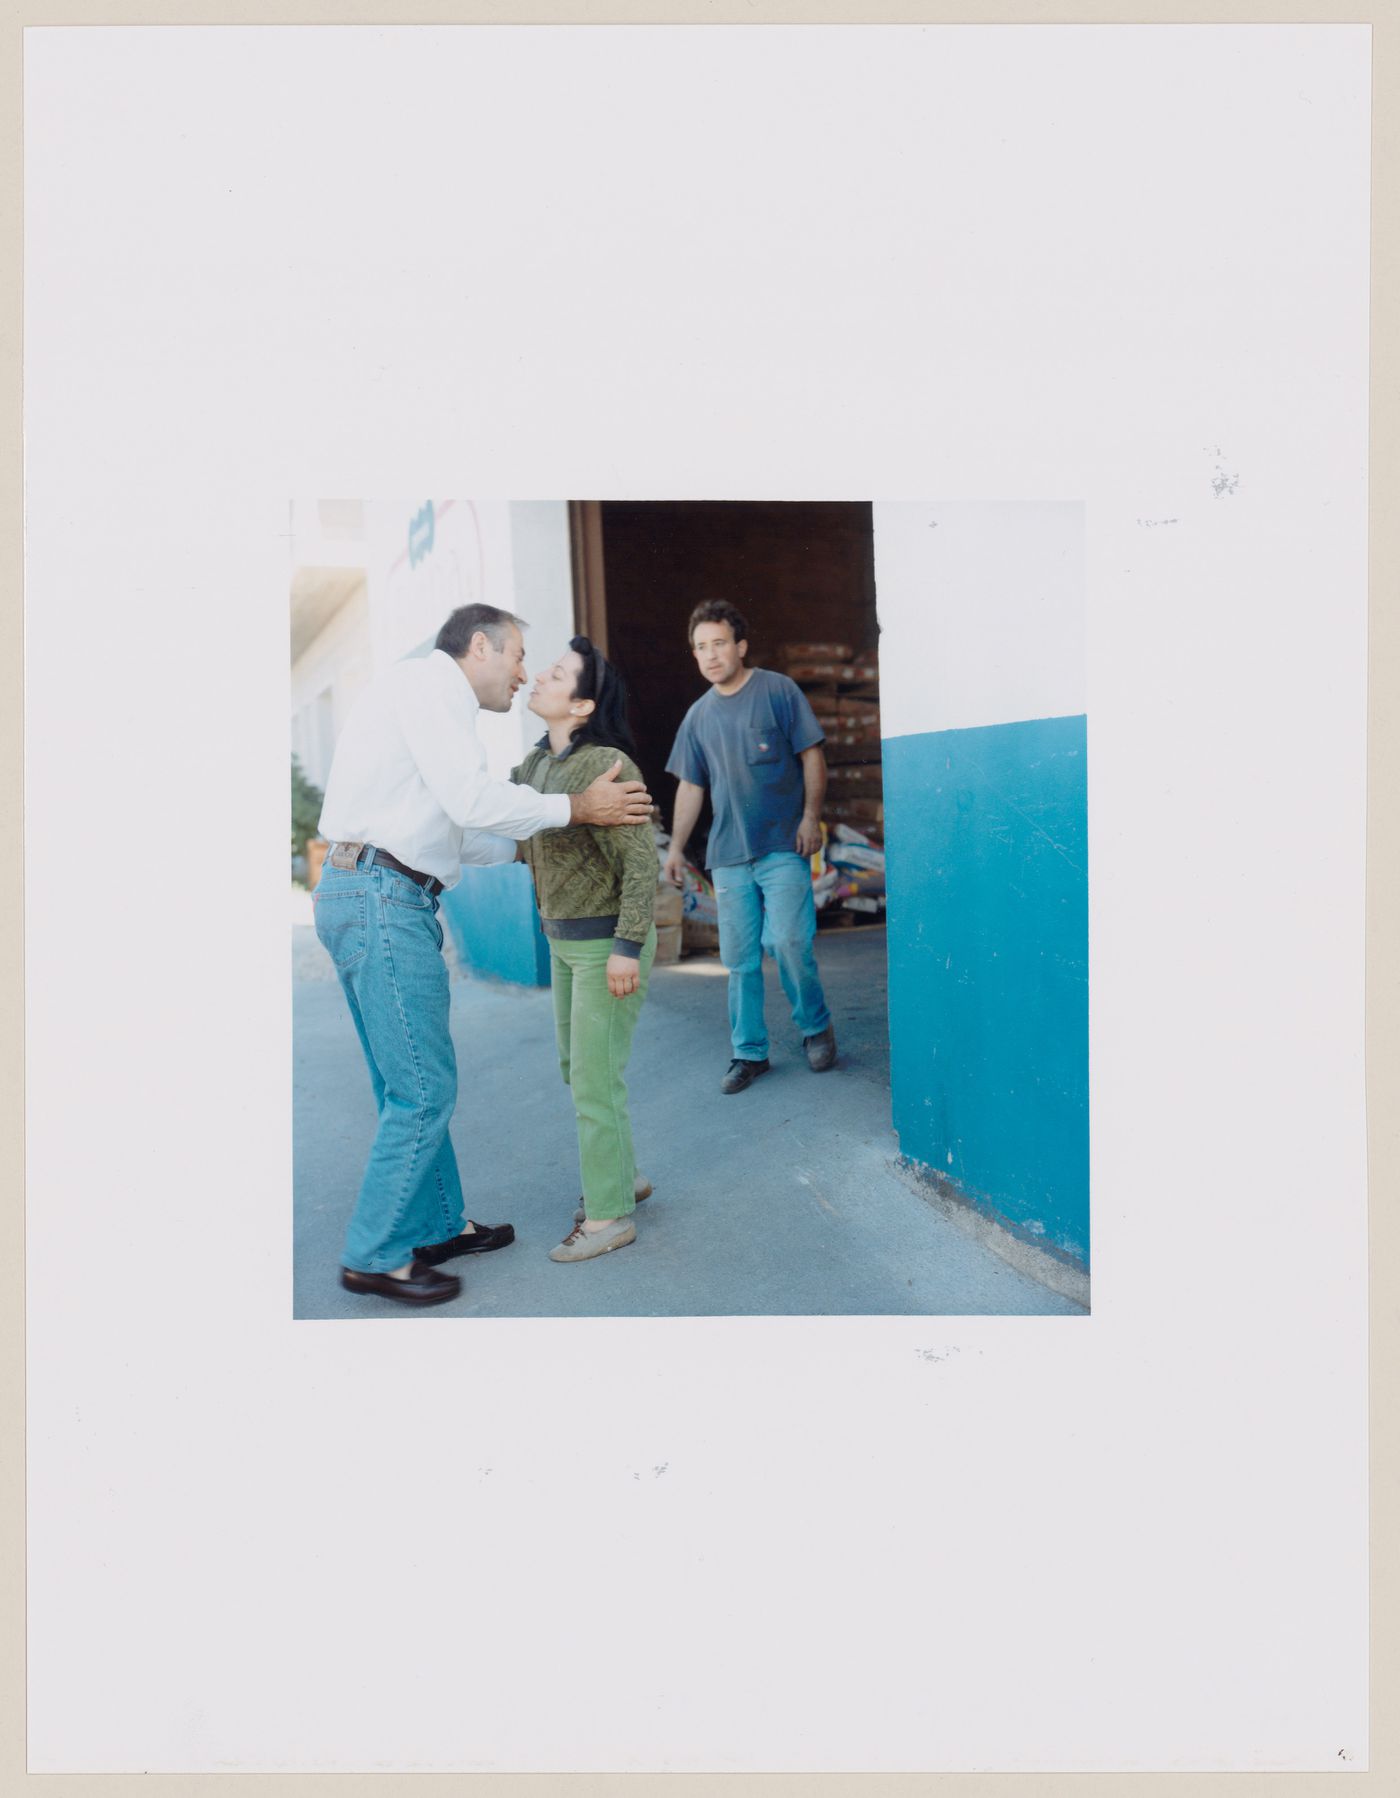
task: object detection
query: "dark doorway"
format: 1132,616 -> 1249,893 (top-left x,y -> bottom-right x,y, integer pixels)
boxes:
580,501 -> 880,865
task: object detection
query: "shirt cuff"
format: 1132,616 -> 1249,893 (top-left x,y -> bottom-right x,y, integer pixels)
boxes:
611,937 -> 644,959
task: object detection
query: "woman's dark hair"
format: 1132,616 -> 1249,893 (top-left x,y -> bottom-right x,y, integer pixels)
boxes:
565,635 -> 640,763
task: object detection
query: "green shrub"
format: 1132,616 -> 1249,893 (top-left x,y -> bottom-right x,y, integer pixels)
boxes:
292,755 -> 325,860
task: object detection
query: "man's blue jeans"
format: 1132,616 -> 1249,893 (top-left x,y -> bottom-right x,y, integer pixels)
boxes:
313,856 -> 466,1273
712,850 -> 831,1062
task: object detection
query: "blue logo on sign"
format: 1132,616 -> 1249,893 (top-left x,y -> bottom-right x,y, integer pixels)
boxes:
408,500 -> 435,569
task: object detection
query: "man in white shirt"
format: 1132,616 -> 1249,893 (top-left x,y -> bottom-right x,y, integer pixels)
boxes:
314,602 -> 653,1307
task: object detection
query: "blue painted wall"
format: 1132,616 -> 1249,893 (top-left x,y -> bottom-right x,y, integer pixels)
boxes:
883,715 -> 1089,1266
440,862 -> 551,987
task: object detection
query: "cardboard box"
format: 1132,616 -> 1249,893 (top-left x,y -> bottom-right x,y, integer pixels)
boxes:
828,763 -> 884,791
682,917 -> 722,955
824,739 -> 882,768
824,726 -> 882,752
779,641 -> 853,663
654,882 -> 684,928
825,797 -> 884,825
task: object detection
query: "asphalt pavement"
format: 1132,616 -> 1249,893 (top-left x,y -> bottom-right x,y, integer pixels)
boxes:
292,895 -> 1083,1320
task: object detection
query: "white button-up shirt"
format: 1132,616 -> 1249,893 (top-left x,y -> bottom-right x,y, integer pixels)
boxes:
318,649 -> 571,888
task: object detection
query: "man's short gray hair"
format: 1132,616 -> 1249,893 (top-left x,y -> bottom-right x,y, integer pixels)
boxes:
435,603 -> 528,658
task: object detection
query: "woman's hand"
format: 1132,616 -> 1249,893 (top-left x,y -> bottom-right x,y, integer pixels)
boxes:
607,954 -> 641,999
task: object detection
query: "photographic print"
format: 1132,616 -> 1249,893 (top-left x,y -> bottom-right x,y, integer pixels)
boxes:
291,498 -> 1089,1318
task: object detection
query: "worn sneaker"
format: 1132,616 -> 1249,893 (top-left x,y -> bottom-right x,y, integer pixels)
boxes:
720,1057 -> 770,1094
574,1176 -> 652,1226
803,1026 -> 837,1072
548,1217 -> 637,1263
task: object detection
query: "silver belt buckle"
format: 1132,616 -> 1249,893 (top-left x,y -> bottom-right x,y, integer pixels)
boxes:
329,840 -> 365,871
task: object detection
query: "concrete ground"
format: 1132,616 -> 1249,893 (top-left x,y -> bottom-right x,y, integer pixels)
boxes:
292,892 -> 1083,1320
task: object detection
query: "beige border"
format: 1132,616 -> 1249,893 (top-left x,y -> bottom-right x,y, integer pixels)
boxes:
5,3 -> 1393,1794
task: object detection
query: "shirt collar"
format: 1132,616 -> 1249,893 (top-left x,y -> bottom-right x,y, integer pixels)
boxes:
535,730 -> 581,761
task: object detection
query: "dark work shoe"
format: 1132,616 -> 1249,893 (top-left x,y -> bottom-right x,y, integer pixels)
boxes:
340,1259 -> 462,1307
413,1221 -> 516,1265
804,1026 -> 837,1072
720,1057 -> 770,1095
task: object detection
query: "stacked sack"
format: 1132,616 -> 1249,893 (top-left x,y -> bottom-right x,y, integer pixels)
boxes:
810,823 -> 887,923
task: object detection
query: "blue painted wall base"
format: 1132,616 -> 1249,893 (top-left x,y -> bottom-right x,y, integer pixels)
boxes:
440,862 -> 551,987
883,715 -> 1089,1266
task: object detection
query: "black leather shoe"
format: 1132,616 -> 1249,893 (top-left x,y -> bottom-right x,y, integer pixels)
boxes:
340,1259 -> 462,1306
720,1057 -> 770,1094
413,1222 -> 516,1265
804,1025 -> 837,1072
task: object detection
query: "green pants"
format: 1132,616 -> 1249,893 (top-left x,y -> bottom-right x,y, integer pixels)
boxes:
550,928 -> 657,1221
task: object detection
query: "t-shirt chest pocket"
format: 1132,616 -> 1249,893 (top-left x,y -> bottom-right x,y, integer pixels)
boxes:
746,723 -> 782,765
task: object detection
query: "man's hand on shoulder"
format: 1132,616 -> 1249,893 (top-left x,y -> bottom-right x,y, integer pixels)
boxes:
571,759 -> 653,827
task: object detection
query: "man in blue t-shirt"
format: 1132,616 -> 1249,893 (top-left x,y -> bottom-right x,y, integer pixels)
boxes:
664,600 -> 837,1093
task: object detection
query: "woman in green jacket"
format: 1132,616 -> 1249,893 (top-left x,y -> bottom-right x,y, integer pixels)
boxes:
515,636 -> 658,1263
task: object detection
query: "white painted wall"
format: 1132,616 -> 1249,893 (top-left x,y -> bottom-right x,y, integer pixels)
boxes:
356,497 -> 575,779
289,586 -> 372,790
367,498 -> 484,668
508,502 -> 575,655
873,502 -> 1086,739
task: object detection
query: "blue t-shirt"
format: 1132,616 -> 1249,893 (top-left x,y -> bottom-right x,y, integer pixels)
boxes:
666,668 -> 825,869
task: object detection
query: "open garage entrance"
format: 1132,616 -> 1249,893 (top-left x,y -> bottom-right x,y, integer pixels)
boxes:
569,500 -> 887,945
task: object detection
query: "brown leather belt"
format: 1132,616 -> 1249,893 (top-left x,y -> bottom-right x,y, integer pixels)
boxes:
341,843 -> 443,897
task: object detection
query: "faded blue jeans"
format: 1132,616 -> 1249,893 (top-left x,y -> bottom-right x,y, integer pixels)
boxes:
712,850 -> 831,1062
313,854 -> 466,1273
